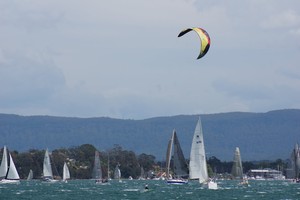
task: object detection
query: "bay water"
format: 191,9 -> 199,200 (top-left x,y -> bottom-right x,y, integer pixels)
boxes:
0,179 -> 299,200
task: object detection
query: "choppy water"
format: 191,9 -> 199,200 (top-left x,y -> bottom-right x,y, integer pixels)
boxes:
0,179 -> 299,200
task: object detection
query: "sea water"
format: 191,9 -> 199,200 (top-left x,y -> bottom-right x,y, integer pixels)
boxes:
0,179 -> 299,200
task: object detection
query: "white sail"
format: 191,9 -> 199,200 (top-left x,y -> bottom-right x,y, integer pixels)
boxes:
92,151 -> 102,180
114,165 -> 121,180
231,147 -> 243,179
43,149 -> 53,179
165,130 -> 174,179
292,143 -> 300,179
0,146 -> 8,179
0,148 -> 20,184
6,153 -> 20,180
27,169 -> 33,180
63,162 -> 70,181
189,117 -> 208,183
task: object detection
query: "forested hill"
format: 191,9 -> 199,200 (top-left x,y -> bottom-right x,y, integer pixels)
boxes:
0,109 -> 299,161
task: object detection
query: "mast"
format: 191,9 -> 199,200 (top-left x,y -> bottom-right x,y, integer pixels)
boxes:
107,153 -> 110,179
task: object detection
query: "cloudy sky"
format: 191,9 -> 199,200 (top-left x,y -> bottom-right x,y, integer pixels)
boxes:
0,0 -> 299,119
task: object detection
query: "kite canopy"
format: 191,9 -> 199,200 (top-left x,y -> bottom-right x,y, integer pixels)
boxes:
178,28 -> 210,59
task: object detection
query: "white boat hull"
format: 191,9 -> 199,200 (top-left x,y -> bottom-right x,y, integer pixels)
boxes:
166,179 -> 188,184
0,179 -> 20,184
204,181 -> 218,190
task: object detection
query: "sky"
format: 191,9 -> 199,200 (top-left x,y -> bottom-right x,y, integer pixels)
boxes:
0,0 -> 299,119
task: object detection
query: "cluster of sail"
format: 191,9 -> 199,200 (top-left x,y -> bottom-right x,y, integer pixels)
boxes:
165,117 -> 218,189
92,150 -> 122,184
0,146 -> 20,184
0,146 -> 122,184
42,149 -> 70,183
0,147 -> 71,184
165,117 -> 252,189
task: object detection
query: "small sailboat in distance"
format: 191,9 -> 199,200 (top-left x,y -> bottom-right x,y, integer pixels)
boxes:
93,150 -> 107,184
114,164 -> 121,182
231,147 -> 249,186
62,162 -> 70,183
27,169 -> 33,180
42,149 -> 58,183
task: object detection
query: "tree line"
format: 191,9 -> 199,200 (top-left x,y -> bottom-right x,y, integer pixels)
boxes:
2,144 -> 288,179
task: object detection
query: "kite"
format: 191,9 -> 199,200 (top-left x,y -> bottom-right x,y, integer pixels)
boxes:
178,28 -> 210,59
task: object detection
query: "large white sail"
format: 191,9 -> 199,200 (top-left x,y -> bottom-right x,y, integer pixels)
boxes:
0,146 -> 8,179
6,153 -> 20,180
63,162 -> 70,181
43,149 -> 53,179
231,147 -> 243,179
189,117 -> 208,183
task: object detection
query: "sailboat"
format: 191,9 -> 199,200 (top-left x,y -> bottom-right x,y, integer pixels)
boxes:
27,169 -> 33,180
42,149 -> 58,182
62,162 -> 70,183
231,147 -> 249,186
93,151 -> 107,184
189,117 -> 217,189
138,166 -> 146,180
166,129 -> 188,184
291,143 -> 300,183
0,146 -> 20,184
114,164 -> 121,182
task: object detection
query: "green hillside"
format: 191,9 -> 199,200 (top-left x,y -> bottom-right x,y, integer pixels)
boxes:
0,109 -> 299,161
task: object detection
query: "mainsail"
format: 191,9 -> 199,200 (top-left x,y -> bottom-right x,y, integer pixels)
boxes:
114,164 -> 121,180
63,162 -> 70,181
92,151 -> 102,180
189,117 -> 208,183
27,169 -> 33,180
173,131 -> 189,178
291,143 -> 300,179
0,146 -> 8,179
166,129 -> 188,179
43,149 -> 53,179
231,147 -> 243,179
166,131 -> 174,179
6,154 -> 20,180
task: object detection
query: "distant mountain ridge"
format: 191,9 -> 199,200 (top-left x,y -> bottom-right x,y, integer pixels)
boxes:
0,109 -> 299,161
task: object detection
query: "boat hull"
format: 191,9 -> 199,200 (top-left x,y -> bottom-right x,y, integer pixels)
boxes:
0,179 -> 20,184
166,179 -> 188,184
202,181 -> 218,190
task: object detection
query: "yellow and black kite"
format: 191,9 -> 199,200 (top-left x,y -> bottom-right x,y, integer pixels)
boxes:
178,28 -> 210,59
